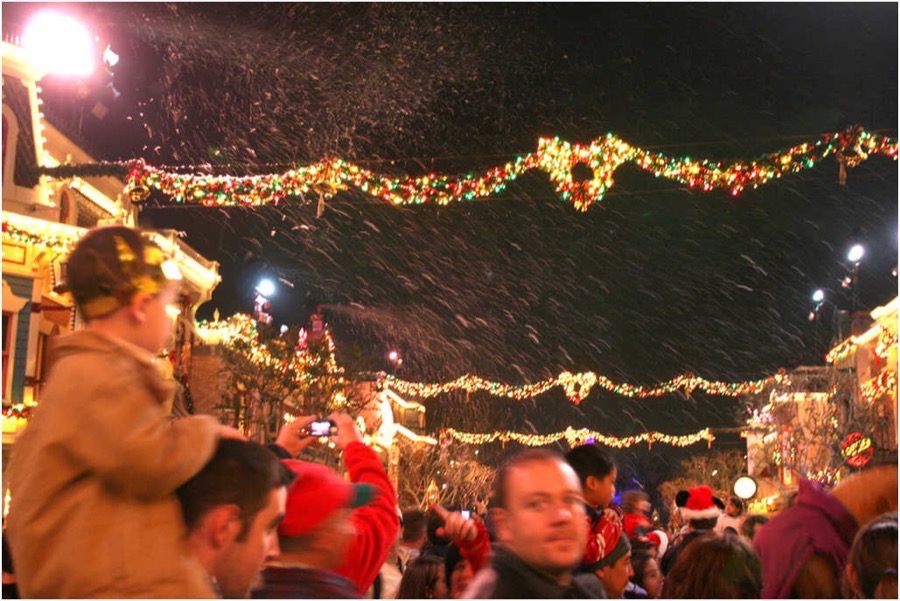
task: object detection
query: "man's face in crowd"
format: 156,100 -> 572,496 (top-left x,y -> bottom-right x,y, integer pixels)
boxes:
216,487 -> 287,598
598,551 -> 633,599
495,458 -> 587,581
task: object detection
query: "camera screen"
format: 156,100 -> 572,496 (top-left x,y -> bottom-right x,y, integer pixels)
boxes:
309,421 -> 333,436
460,510 -> 471,519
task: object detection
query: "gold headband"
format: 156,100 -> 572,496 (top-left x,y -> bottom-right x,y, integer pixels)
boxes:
79,235 -> 183,319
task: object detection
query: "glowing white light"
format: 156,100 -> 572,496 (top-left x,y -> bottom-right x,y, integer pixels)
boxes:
847,244 -> 865,264
733,475 -> 758,500
103,44 -> 119,67
23,11 -> 95,76
256,279 -> 275,297
388,351 -> 399,362
161,259 -> 183,281
812,289 -> 825,303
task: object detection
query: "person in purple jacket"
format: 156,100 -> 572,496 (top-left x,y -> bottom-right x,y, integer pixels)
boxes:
752,464 -> 897,598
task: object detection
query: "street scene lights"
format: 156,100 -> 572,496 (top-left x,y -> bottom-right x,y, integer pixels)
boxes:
22,11 -> 95,77
733,474 -> 758,500
254,279 -> 275,325
256,279 -> 276,297
388,350 -> 403,371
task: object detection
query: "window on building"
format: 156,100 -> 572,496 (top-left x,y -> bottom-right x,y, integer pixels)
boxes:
2,312 -> 12,399
2,114 -> 8,184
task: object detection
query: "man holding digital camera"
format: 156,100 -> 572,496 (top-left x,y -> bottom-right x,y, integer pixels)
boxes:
255,412 -> 400,598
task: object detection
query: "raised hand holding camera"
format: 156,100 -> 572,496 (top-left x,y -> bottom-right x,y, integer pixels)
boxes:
327,412 -> 363,450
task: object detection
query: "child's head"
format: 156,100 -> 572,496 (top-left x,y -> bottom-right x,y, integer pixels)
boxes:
65,225 -> 183,352
565,443 -> 617,508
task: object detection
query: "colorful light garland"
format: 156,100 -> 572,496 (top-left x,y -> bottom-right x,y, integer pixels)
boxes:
860,370 -> 897,405
118,127 -> 897,212
1,216 -> 80,256
382,371 -> 789,405
442,426 -> 715,449
826,322 -> 899,364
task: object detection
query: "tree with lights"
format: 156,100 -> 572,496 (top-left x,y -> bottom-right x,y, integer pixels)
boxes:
395,437 -> 495,510
742,367 -> 881,489
214,317 -> 368,443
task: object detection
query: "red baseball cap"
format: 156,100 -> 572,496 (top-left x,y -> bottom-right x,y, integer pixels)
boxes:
278,460 -> 378,538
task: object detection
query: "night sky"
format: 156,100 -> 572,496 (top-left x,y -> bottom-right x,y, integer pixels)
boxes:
3,3 -> 898,469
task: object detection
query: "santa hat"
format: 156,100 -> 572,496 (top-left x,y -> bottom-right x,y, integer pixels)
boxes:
675,485 -> 725,521
645,529 -> 669,559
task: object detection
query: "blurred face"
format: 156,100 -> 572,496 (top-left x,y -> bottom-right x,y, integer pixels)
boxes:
598,551 -> 633,599
216,487 -> 286,598
640,557 -> 664,599
314,508 -> 355,569
450,558 -> 474,598
134,281 -> 181,353
726,499 -> 740,517
589,467 -> 617,508
495,458 -> 587,582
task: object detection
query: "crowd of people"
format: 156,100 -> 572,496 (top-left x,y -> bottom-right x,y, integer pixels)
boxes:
1,224 -> 898,599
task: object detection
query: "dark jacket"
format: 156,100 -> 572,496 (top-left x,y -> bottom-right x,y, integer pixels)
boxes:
659,529 -> 707,575
253,565 -> 361,599
464,547 -> 595,599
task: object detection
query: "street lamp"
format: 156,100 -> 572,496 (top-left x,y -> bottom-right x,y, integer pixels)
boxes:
733,474 -> 758,500
23,11 -> 95,77
256,279 -> 276,297
847,244 -> 865,265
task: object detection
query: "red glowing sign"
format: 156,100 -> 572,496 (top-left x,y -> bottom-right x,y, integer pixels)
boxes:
841,432 -> 874,468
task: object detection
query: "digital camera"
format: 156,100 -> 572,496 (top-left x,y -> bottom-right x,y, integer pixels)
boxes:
306,419 -> 338,437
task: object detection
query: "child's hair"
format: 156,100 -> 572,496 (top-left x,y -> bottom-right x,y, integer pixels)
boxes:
842,512 -> 898,599
64,225 -> 181,320
565,443 -> 615,485
397,555 -> 444,599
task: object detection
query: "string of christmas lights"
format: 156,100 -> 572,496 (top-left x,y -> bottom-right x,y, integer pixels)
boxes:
1,217 -> 79,256
117,127 -> 896,211
381,371 -> 790,405
826,322 -> 899,364
442,426 -> 715,449
860,370 -> 897,405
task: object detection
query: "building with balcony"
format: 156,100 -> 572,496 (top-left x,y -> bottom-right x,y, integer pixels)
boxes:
2,39 -> 221,488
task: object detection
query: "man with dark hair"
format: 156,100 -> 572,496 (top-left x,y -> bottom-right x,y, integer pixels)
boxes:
178,438 -> 294,599
465,448 -> 593,598
398,508 -> 427,572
